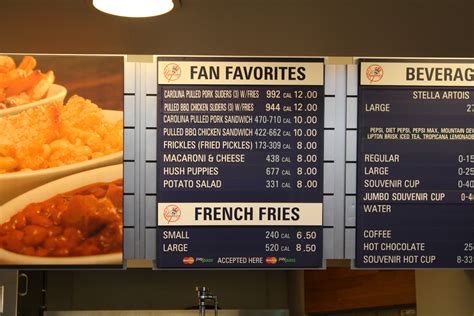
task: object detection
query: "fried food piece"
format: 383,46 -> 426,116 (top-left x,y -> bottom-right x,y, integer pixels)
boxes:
0,56 -> 55,109
0,69 -> 21,89
5,70 -> 43,97
4,93 -> 31,107
28,70 -> 55,101
18,56 -> 37,73
0,56 -> 15,73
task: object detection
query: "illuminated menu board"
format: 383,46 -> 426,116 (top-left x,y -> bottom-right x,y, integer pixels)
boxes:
156,57 -> 324,268
357,60 -> 474,268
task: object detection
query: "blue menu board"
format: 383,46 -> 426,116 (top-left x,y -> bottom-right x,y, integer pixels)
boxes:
156,57 -> 325,268
356,60 -> 474,268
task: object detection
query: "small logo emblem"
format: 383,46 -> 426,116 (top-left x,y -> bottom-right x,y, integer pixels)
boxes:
182,257 -> 195,265
366,64 -> 384,83
163,63 -> 181,82
195,257 -> 214,264
265,257 -> 278,265
163,204 -> 181,223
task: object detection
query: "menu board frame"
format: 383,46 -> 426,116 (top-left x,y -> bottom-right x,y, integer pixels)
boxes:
155,56 -> 326,269
355,58 -> 474,269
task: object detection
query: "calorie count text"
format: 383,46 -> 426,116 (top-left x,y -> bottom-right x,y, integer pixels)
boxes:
157,60 -> 325,269
161,87 -> 322,192
360,153 -> 474,204
160,230 -> 319,256
361,232 -> 473,266
265,243 -> 317,253
457,154 -> 474,196
454,243 -> 473,265
265,229 -> 318,253
361,231 -> 474,266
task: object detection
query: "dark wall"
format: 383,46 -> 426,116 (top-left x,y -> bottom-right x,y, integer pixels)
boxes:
46,269 -> 288,310
305,268 -> 416,314
1,0 -> 473,57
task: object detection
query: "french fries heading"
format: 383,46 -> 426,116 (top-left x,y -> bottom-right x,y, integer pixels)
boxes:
0,56 -> 55,110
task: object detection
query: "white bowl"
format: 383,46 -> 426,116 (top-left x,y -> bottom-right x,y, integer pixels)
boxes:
0,110 -> 123,205
0,164 -> 123,265
0,84 -> 67,117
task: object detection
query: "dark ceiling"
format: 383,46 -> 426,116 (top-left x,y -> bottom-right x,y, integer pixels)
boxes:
1,0 -> 473,57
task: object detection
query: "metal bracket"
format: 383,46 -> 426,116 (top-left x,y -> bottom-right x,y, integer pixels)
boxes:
0,285 -> 4,313
127,55 -> 155,63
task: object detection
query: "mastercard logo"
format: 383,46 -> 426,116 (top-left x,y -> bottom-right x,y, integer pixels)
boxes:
182,257 -> 195,265
265,257 -> 277,265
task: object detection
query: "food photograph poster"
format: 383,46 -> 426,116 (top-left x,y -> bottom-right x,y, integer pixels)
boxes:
0,54 -> 124,267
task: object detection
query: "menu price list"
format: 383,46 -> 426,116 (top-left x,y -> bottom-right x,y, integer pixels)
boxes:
156,58 -> 325,269
158,84 -> 324,268
158,86 -> 324,203
158,227 -> 323,268
356,85 -> 474,268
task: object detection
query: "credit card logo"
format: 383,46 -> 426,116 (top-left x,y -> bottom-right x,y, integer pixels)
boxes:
195,257 -> 214,263
278,257 -> 297,264
265,257 -> 278,265
182,257 -> 195,265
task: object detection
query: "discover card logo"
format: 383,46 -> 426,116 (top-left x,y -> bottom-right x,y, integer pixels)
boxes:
195,257 -> 214,263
